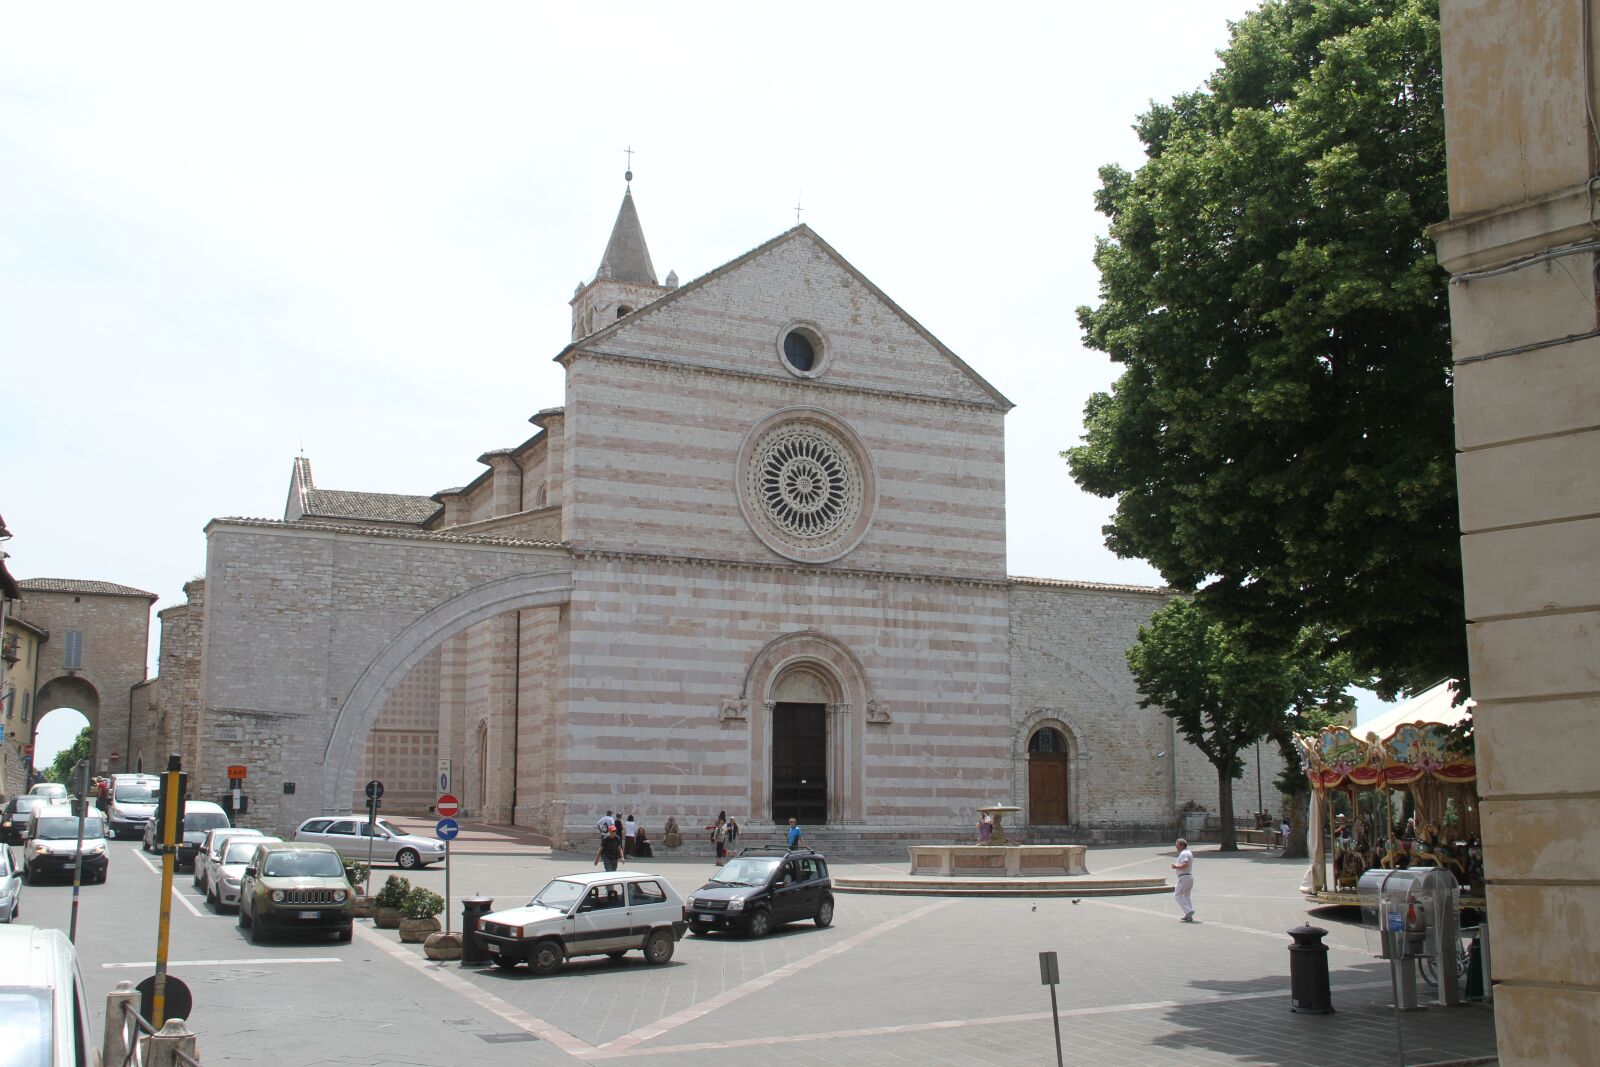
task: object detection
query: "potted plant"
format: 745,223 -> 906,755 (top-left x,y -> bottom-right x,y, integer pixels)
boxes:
424,929 -> 463,961
374,874 -> 410,929
345,861 -> 375,917
398,887 -> 445,943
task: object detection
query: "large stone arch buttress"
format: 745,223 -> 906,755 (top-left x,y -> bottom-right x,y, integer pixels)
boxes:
739,630 -> 874,824
320,571 -> 573,814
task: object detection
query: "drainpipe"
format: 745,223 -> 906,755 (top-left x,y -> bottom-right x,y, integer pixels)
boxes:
509,611 -> 521,825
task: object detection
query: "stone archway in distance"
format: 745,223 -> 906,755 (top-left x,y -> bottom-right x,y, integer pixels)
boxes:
33,676 -> 101,772
738,630 -> 875,825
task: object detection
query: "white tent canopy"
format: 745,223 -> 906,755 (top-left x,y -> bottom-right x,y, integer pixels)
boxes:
1358,678 -> 1473,744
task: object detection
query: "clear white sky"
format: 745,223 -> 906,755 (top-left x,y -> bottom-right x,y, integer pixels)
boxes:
8,3 -> 1400,763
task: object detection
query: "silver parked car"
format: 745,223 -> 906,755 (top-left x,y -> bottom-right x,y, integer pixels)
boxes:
292,816 -> 445,870
208,835 -> 282,911
0,845 -> 21,922
475,872 -> 688,974
194,828 -> 269,894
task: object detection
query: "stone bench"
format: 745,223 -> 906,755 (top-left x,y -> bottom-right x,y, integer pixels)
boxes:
907,844 -> 1090,877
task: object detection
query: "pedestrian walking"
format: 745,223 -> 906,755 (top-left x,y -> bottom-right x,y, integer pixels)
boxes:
596,810 -> 616,847
1172,837 -> 1195,922
786,817 -> 803,849
708,812 -> 728,863
623,813 -> 639,857
595,826 -> 624,871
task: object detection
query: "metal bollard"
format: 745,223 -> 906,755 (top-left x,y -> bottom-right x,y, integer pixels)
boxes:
460,896 -> 495,966
1287,924 -> 1335,1014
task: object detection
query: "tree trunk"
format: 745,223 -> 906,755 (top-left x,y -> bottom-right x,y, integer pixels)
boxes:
1281,790 -> 1309,859
1216,761 -> 1239,851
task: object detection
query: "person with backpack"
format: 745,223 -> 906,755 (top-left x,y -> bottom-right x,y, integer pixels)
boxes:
594,826 -> 624,872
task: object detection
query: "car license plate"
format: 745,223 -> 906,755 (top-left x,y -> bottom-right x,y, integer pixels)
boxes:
297,910 -> 321,920
697,913 -> 714,921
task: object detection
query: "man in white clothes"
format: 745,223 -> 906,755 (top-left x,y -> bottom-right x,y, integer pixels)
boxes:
623,814 -> 639,857
1172,838 -> 1196,922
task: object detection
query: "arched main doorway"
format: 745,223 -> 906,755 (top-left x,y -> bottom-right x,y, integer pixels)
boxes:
33,676 -> 100,777
770,667 -> 831,825
1028,727 -> 1070,825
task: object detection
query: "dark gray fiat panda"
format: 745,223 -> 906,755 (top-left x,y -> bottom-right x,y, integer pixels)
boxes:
686,846 -> 834,938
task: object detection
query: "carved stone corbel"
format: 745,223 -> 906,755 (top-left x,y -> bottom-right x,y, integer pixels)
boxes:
867,700 -> 891,723
718,698 -> 748,722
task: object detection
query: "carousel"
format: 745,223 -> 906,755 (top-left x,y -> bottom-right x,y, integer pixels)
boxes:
1297,681 -> 1482,906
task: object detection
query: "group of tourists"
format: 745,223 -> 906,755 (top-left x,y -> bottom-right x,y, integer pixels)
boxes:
592,810 -> 654,870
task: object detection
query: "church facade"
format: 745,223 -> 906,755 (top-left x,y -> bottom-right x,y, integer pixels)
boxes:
151,189 -> 1279,846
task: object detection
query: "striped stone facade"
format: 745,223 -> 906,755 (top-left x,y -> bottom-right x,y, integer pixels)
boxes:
179,213 -> 1281,843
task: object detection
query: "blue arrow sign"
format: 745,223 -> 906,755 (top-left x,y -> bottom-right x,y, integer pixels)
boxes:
435,817 -> 460,841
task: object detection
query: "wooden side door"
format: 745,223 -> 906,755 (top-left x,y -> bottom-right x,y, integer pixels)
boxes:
1028,754 -> 1069,824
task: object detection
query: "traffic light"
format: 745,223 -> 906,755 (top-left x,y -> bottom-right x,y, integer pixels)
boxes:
154,773 -> 188,847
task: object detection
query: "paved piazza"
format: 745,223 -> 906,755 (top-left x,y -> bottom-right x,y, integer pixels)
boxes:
33,835 -> 1497,1066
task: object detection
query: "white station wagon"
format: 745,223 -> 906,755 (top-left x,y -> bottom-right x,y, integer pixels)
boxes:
475,871 -> 688,975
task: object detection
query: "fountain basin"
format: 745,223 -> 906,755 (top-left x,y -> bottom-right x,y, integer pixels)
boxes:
907,843 -> 1089,877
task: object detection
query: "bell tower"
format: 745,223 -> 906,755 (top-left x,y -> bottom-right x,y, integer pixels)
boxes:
570,169 -> 674,341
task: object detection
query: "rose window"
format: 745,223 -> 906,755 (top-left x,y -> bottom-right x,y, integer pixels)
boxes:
747,424 -> 864,549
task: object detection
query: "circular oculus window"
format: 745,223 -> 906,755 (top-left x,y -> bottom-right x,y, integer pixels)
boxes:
738,410 -> 876,563
777,321 -> 830,379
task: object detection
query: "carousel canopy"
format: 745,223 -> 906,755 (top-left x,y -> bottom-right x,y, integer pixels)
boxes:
1299,680 -> 1475,789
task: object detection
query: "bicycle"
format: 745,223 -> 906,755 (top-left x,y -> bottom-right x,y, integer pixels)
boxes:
1418,924 -> 1477,988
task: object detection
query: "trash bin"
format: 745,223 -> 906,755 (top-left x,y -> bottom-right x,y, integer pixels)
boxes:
1287,924 -> 1334,1014
461,896 -> 494,966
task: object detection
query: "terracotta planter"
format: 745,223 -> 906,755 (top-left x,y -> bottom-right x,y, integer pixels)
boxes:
352,896 -> 377,919
424,931 -> 462,960
375,907 -> 403,929
399,916 -> 441,943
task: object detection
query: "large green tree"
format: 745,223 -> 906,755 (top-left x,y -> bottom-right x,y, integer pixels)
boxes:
45,726 -> 93,785
1069,0 -> 1462,701
1127,599 -> 1358,850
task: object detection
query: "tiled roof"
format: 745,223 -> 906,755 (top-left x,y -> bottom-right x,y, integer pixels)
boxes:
1008,575 -> 1172,596
214,517 -> 567,550
18,578 -> 160,600
301,489 -> 441,525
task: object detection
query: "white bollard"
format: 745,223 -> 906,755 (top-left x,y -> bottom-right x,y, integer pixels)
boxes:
101,981 -> 138,1067
147,1018 -> 197,1067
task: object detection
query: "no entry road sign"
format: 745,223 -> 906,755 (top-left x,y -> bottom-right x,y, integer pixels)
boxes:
435,793 -> 460,818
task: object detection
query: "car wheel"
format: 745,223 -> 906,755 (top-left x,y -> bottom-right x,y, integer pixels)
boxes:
689,922 -> 711,936
206,886 -> 217,910
492,953 -> 519,972
528,940 -> 564,976
238,903 -> 251,929
395,848 -> 420,870
249,917 -> 268,945
745,908 -> 772,939
643,928 -> 675,965
815,896 -> 834,928
337,926 -> 353,944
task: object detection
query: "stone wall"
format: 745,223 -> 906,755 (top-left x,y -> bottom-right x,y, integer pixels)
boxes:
1435,2 -> 1600,1059
1009,579 -> 1285,839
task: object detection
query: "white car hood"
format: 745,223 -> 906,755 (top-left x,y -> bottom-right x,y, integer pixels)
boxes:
482,903 -> 567,926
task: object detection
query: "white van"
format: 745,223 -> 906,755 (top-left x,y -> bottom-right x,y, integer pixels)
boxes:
105,774 -> 161,840
0,924 -> 96,1066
